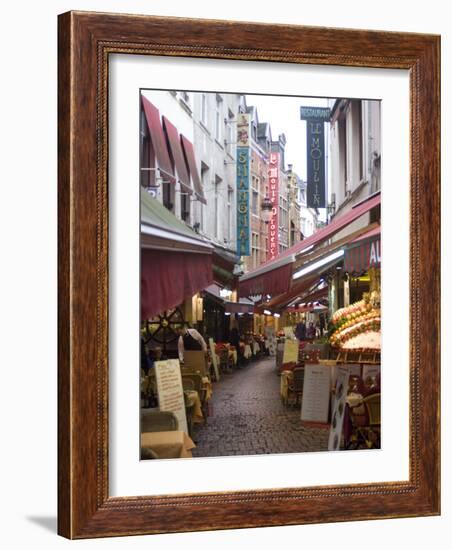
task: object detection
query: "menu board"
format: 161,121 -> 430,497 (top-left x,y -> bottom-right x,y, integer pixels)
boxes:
209,338 -> 220,382
301,363 -> 331,423
363,364 -> 380,381
154,359 -> 188,435
282,338 -> 299,364
328,365 -> 351,451
283,326 -> 295,339
265,326 -> 276,356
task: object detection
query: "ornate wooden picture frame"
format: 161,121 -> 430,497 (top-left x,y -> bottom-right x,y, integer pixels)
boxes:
58,11 -> 440,538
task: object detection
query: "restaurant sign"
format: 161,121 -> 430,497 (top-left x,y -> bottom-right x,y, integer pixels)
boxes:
306,119 -> 326,208
154,359 -> 188,435
300,106 -> 330,121
267,151 -> 280,260
236,113 -> 251,256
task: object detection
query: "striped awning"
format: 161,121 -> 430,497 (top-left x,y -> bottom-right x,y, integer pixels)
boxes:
344,226 -> 380,275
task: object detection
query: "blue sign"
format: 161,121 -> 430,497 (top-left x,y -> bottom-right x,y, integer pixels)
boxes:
236,146 -> 250,256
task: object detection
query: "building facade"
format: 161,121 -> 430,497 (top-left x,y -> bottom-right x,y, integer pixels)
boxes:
327,98 -> 382,314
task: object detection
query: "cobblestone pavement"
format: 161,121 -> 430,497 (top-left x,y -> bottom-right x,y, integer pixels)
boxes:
192,356 -> 329,458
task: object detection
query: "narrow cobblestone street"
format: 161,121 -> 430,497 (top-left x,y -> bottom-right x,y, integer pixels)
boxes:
192,356 -> 329,458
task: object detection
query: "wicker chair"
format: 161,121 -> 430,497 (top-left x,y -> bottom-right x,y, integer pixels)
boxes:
348,393 -> 381,449
140,410 -> 179,433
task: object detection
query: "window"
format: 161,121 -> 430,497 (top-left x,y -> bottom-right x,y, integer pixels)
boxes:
201,93 -> 207,126
290,221 -> 295,246
201,163 -> 210,232
251,176 -> 259,215
252,190 -> 259,215
252,233 -> 259,269
227,189 -> 233,243
214,174 -> 222,239
140,110 -> 155,188
226,109 -> 234,155
179,91 -> 191,113
215,95 -> 222,142
359,102 -> 364,181
181,193 -> 190,223
162,178 -> 174,213
339,116 -> 347,195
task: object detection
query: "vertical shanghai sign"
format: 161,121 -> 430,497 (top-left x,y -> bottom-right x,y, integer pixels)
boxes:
300,106 -> 330,208
236,113 -> 251,256
267,152 -> 280,260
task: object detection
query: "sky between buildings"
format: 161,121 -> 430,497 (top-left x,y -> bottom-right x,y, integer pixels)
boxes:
245,94 -> 329,181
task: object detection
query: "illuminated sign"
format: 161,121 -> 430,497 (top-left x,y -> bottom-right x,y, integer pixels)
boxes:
267,152 -> 280,260
236,114 -> 251,255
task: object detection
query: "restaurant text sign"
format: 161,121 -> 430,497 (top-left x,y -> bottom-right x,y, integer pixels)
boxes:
301,363 -> 331,423
236,113 -> 251,256
300,105 -> 329,209
306,120 -> 326,208
267,151 -> 280,260
300,106 -> 330,121
154,359 -> 188,435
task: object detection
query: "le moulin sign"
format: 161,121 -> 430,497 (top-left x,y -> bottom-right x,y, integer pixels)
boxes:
300,106 -> 330,209
236,113 -> 251,256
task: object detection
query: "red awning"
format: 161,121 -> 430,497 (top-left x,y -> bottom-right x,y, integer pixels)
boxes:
141,96 -> 175,182
180,135 -> 207,204
257,275 -> 320,312
286,288 -> 329,312
344,226 -> 381,274
225,301 -> 254,314
239,192 -> 380,297
239,261 -> 293,299
141,249 -> 213,320
162,116 -> 193,195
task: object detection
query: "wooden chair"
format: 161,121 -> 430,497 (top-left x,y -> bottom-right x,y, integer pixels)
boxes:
180,373 -> 208,415
287,366 -> 305,407
181,376 -> 196,391
140,410 -> 179,433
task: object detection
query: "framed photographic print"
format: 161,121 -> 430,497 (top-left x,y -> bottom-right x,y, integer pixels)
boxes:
58,11 -> 440,538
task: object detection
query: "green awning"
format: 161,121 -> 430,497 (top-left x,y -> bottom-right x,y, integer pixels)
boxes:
141,188 -> 212,251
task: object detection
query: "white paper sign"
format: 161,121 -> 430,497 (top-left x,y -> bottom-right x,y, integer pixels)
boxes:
282,338 -> 299,364
283,326 -> 295,339
265,326 -> 276,356
301,363 -> 331,423
154,359 -> 188,435
328,365 -> 351,450
209,338 -> 220,381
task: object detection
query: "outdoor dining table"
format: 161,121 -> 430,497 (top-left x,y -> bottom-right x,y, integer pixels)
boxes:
141,430 -> 196,459
201,375 -> 213,401
216,350 -> 237,367
243,344 -> 253,359
280,370 -> 294,405
184,390 -> 204,423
